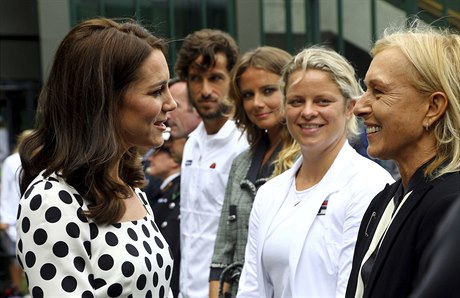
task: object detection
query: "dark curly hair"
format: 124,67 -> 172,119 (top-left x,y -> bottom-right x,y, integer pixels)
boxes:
174,28 -> 239,80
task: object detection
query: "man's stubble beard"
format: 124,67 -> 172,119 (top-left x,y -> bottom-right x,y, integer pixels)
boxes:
194,101 -> 230,120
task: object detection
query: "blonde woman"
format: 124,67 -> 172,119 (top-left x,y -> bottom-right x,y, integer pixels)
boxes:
237,47 -> 394,297
346,19 -> 460,298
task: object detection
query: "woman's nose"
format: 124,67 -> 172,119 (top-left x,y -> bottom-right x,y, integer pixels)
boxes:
353,93 -> 372,118
301,102 -> 317,119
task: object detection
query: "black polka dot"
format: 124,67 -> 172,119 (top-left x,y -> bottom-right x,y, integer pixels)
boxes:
165,265 -> 171,280
126,244 -> 139,257
62,276 -> 77,292
40,263 -> 56,280
66,222 -> 80,238
128,294 -> 134,298
137,274 -> 147,290
154,236 -> 164,249
44,181 -> 53,190
30,194 -> 42,210
153,272 -> 158,287
98,254 -> 114,271
33,228 -> 48,245
146,290 -> 152,298
53,241 -> 69,257
45,206 -> 61,223
24,186 -> 34,199
22,217 -> 30,233
17,239 -> 23,253
83,241 -> 91,257
107,283 -> 123,297
122,261 -> 135,277
156,253 -> 164,268
16,204 -> 21,219
159,286 -> 165,298
168,247 -> 173,259
59,190 -> 73,204
145,257 -> 152,271
74,256 -> 86,272
112,223 -> 121,228
127,228 -> 138,241
74,194 -> 83,206
32,286 -> 44,298
25,251 -> 36,268
77,208 -> 88,223
89,223 -> 99,239
138,192 -> 146,202
48,176 -> 59,182
82,290 -> 94,298
105,232 -> 118,246
142,224 -> 150,237
143,241 -> 152,254
150,220 -> 159,232
94,278 -> 107,289
88,274 -> 95,287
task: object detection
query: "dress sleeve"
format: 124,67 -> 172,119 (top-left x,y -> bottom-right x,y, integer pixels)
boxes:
16,179 -> 94,297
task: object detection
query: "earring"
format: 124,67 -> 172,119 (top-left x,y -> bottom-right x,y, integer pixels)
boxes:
424,121 -> 430,131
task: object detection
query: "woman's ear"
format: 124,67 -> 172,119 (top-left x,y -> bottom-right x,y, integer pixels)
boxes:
426,92 -> 448,126
346,98 -> 357,119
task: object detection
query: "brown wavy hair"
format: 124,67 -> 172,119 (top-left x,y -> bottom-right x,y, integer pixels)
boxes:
19,18 -> 166,224
174,28 -> 239,80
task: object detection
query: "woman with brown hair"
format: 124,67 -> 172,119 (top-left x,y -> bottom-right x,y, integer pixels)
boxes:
16,18 -> 176,297
209,46 -> 298,298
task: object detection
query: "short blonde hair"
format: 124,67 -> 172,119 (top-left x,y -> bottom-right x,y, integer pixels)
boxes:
280,46 -> 361,137
372,19 -> 460,178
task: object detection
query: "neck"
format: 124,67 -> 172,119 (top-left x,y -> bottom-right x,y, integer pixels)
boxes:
396,154 -> 435,188
393,136 -> 437,188
203,116 -> 228,134
296,137 -> 346,190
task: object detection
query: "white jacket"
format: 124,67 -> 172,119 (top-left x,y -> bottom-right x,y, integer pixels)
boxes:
0,152 -> 21,242
180,121 -> 249,298
237,142 -> 394,298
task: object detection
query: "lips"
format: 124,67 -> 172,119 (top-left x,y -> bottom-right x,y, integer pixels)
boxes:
154,119 -> 167,130
255,112 -> 271,118
299,123 -> 322,129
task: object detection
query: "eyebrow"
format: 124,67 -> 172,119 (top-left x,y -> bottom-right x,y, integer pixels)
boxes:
148,80 -> 168,89
364,77 -> 390,88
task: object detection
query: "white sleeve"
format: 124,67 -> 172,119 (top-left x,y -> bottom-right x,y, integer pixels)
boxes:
0,157 -> 21,241
237,190 -> 262,298
335,169 -> 393,297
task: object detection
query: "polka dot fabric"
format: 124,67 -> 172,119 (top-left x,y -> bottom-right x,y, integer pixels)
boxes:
16,172 -> 173,297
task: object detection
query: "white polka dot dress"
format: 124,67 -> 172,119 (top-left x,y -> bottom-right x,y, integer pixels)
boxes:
16,172 -> 173,298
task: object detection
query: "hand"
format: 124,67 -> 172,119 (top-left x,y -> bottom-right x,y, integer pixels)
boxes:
0,223 -> 9,231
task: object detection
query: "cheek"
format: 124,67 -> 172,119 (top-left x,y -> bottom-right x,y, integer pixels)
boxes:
242,100 -> 252,114
285,108 -> 298,129
188,84 -> 200,98
266,94 -> 282,110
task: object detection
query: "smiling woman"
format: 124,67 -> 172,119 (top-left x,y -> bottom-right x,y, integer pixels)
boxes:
236,46 -> 394,298
121,50 -> 176,149
16,18 -> 176,297
346,19 -> 460,298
